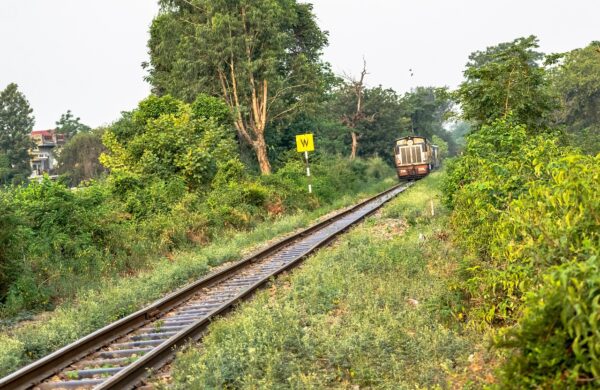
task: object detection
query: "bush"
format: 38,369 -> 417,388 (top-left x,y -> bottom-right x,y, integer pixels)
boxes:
493,154 -> 600,385
443,118 -> 565,260
497,257 -> 600,388
445,115 -> 600,384
0,152 -> 396,318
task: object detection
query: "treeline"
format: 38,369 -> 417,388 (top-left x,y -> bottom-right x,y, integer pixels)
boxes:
0,0 -> 455,316
0,92 -> 395,315
144,0 -> 457,172
445,36 -> 600,387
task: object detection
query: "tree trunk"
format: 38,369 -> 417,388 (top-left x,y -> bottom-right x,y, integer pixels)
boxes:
350,131 -> 358,159
254,137 -> 271,175
343,59 -> 368,160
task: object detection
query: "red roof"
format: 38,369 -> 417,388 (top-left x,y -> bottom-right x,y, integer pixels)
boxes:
31,129 -> 56,136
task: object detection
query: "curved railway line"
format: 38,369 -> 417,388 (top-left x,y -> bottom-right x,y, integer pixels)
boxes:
0,182 -> 413,390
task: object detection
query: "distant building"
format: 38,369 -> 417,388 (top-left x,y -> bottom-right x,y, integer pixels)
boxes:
29,129 -> 66,179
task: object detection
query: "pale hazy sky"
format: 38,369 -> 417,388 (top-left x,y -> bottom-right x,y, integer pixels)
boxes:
0,1 -> 598,129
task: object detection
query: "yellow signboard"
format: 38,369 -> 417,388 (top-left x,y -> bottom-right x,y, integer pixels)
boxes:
296,133 -> 314,152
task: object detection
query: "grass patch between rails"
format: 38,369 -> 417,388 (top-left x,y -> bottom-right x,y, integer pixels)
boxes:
168,171 -> 491,389
0,178 -> 395,377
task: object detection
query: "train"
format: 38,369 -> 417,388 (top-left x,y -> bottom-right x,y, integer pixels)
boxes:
394,135 -> 440,180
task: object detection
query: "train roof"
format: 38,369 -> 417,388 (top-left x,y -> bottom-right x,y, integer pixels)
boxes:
394,135 -> 432,143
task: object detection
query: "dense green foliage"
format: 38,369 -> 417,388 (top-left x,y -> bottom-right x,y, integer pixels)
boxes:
552,41 -> 600,154
101,94 -> 236,191
456,36 -> 555,131
0,83 -> 34,185
446,123 -> 599,387
494,154 -> 599,386
146,0 -> 330,173
0,150 -> 393,316
0,177 -> 395,377
322,84 -> 455,163
57,129 -> 107,186
447,36 -> 600,387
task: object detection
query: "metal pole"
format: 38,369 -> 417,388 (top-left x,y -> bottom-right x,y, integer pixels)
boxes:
304,151 -> 312,194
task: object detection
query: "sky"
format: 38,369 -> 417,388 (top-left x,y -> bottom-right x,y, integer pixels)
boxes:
0,0 -> 598,130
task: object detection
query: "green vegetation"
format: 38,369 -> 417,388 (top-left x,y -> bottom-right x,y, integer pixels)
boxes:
147,0 -> 330,174
0,176 -> 395,377
54,110 -> 91,138
1,1 -> 599,385
456,35 -> 555,132
325,82 -> 456,163
57,129 -> 107,186
551,41 -> 600,154
0,83 -> 34,185
446,36 -> 600,387
0,149 -> 393,316
168,172 -> 485,388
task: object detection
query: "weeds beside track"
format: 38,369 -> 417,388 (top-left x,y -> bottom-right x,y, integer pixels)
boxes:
0,182 -> 411,389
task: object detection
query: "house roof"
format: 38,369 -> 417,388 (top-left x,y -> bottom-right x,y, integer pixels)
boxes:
31,129 -> 56,136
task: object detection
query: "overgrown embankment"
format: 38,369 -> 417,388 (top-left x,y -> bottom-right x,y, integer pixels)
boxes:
0,171 -> 395,377
0,93 -> 394,319
443,117 -> 600,387
168,172 -> 487,388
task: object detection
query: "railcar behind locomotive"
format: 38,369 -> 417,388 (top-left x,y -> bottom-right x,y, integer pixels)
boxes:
394,135 -> 439,179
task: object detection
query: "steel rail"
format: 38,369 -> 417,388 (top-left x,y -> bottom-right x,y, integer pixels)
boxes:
0,182 -> 412,390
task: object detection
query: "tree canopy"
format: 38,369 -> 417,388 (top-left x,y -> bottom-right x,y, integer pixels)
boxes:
145,0 -> 330,174
100,94 -> 237,190
551,41 -> 600,154
55,110 -> 91,139
0,83 -> 34,185
456,36 -> 555,132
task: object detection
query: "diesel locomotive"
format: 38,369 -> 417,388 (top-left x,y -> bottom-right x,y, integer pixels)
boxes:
394,135 -> 440,179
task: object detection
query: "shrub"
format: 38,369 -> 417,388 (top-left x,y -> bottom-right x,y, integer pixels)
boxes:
491,155 -> 600,385
497,257 -> 600,388
445,115 -> 599,385
443,118 -> 565,260
0,151 -> 396,318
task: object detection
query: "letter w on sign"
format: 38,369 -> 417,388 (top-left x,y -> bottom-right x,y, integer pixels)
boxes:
296,133 -> 314,152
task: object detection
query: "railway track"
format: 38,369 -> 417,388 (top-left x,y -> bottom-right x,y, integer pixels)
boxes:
0,182 -> 413,390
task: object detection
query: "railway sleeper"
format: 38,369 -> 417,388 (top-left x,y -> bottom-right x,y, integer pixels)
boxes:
62,367 -> 123,380
36,378 -> 104,389
97,348 -> 152,358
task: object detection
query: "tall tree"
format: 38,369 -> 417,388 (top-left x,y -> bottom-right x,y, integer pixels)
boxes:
551,41 -> 600,154
0,83 -> 34,185
146,0 -> 329,174
353,86 -> 409,163
402,87 -> 452,139
55,110 -> 91,139
58,129 -> 107,186
339,60 -> 370,159
456,36 -> 555,131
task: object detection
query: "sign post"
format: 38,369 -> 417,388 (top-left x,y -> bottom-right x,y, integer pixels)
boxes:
295,133 -> 314,194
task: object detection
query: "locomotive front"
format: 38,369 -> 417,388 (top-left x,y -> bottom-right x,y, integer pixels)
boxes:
394,136 -> 436,180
